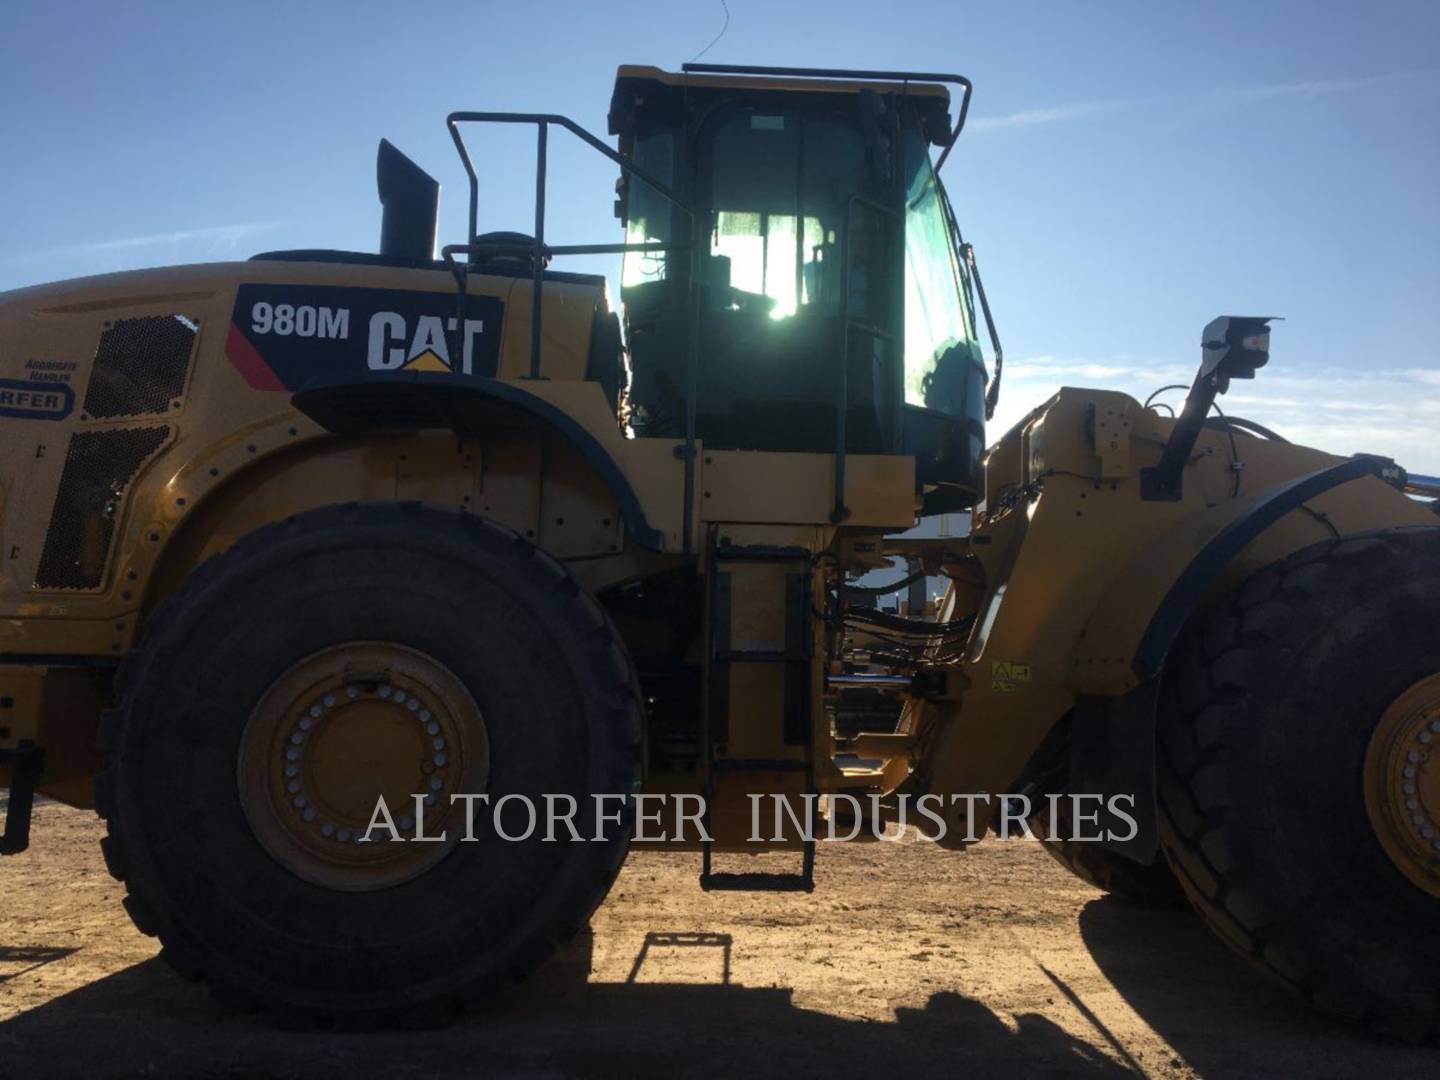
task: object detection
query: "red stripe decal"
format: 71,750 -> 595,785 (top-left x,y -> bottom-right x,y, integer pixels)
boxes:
225,321 -> 286,391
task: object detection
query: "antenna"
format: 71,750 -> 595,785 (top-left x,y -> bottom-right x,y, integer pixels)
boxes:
689,0 -> 731,64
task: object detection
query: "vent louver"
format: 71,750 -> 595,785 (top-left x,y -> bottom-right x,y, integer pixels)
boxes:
82,314 -> 198,419
35,426 -> 171,590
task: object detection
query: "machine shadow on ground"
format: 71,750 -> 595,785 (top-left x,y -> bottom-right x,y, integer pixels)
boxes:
3,896 -> 1432,1079
0,947 -> 1128,1077
1074,897 -> 1435,1076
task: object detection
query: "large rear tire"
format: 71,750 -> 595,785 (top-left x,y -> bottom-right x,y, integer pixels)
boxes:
96,503 -> 643,1024
1157,527 -> 1440,1036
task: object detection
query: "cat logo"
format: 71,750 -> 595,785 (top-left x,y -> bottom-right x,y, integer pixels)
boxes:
230,284 -> 504,390
367,312 -> 488,375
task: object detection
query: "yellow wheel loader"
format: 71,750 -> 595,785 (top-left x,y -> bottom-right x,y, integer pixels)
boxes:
1,63 -> 1437,1031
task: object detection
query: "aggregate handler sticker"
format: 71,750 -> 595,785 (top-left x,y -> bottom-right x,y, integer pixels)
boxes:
991,660 -> 1032,692
226,283 -> 504,391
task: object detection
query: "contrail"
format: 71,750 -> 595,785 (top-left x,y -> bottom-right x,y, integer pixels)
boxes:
3,221 -> 284,264
967,69 -> 1434,135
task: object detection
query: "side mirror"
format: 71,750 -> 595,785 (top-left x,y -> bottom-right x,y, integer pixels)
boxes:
1141,315 -> 1280,501
1199,315 -> 1277,390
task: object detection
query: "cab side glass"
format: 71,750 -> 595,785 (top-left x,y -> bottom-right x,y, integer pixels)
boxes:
902,131 -> 975,408
622,131 -> 675,288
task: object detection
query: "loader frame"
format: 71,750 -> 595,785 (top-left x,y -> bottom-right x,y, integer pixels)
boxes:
2,63 -> 1434,871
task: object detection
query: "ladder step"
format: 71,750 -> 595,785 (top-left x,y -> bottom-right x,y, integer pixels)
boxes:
712,544 -> 811,563
700,836 -> 817,893
835,764 -> 887,780
827,673 -> 914,690
700,528 -> 817,894
715,649 -> 804,664
710,758 -> 808,774
700,872 -> 815,893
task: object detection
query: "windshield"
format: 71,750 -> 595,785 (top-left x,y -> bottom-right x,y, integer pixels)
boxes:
706,110 -> 862,319
902,131 -> 975,407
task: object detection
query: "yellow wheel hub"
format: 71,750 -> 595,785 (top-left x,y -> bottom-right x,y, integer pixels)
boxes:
237,643 -> 489,891
1364,673 -> 1440,899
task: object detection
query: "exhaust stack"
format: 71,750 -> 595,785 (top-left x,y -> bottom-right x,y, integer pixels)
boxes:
377,139 -> 439,262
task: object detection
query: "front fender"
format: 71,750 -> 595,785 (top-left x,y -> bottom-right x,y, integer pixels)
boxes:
1073,454 -> 1398,694
1064,454 -> 1400,863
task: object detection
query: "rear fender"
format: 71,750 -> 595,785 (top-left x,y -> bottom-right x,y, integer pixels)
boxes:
291,373 -> 665,550
144,379 -> 674,621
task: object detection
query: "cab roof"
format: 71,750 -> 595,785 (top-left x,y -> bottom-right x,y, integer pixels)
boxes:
609,63 -> 961,146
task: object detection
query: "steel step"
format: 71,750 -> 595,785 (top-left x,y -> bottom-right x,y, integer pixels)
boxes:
700,871 -> 815,893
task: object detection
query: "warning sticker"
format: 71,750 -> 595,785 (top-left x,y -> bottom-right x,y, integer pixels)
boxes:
991,660 -> 1032,693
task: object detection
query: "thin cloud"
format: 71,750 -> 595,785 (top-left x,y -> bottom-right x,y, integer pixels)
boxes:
967,69 -> 1435,136
967,98 -> 1141,134
3,221 -> 284,264
1209,69 -> 1429,106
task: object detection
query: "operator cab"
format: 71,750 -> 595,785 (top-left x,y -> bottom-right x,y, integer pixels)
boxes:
610,65 -> 989,511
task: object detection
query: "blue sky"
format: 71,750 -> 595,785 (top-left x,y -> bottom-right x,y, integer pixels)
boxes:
3,1 -> 1437,471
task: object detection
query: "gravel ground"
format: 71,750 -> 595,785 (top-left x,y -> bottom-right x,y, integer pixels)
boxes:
0,798 -> 1432,1079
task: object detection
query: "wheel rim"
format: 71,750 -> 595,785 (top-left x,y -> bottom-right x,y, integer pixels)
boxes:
1364,672 -> 1440,899
237,643 -> 489,892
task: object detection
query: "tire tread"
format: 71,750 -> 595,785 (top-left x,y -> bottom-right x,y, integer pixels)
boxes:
95,502 -> 645,1028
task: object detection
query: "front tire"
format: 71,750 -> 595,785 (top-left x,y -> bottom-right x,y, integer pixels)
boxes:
1033,797 -> 1184,907
96,503 -> 642,1024
1157,528 -> 1440,1036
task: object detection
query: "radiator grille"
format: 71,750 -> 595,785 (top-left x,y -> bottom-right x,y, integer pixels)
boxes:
82,315 -> 197,419
35,426 -> 170,591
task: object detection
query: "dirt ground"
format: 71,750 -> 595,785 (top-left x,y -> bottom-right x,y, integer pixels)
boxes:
0,799 -> 1433,1079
